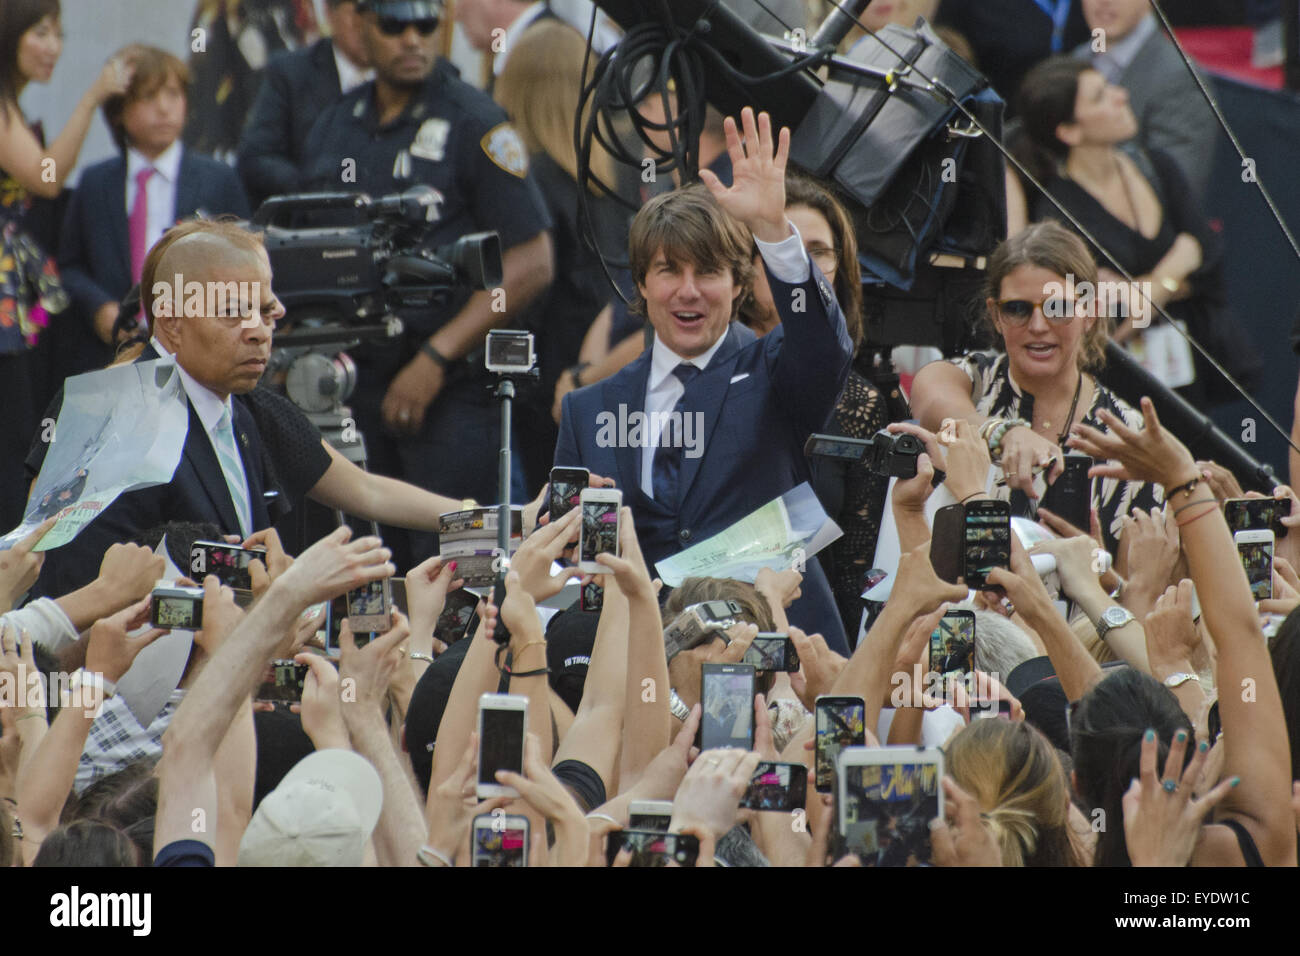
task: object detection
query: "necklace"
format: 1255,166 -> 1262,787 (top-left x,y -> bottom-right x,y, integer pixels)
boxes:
1114,153 -> 1143,235
1037,373 -> 1084,448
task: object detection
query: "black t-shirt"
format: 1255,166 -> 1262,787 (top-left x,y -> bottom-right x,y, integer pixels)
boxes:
241,386 -> 332,501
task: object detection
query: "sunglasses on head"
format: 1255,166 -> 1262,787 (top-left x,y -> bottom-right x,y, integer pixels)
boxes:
377,16 -> 439,36
996,297 -> 1077,324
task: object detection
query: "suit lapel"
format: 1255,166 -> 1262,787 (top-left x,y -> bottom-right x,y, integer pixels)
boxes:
181,400 -> 241,532
232,398 -> 269,528
676,324 -> 750,505
105,159 -> 132,283
603,353 -> 650,505
175,151 -> 199,219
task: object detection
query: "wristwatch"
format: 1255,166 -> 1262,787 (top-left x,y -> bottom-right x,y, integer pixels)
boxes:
669,688 -> 690,721
1163,672 -> 1201,689
1094,605 -> 1136,641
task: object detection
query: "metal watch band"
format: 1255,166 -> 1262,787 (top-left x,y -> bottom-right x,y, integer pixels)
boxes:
669,688 -> 690,721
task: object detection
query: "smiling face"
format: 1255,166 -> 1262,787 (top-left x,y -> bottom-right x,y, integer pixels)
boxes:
988,264 -> 1095,384
1061,69 -> 1138,147
639,247 -> 740,358
17,14 -> 61,85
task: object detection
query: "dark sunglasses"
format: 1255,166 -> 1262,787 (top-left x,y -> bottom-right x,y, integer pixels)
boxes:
377,16 -> 439,36
996,297 -> 1076,325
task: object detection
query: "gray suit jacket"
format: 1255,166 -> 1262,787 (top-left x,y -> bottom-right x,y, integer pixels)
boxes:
1075,29 -> 1218,202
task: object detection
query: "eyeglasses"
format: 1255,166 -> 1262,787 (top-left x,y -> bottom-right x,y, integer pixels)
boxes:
996,297 -> 1077,325
377,16 -> 440,36
808,246 -> 838,271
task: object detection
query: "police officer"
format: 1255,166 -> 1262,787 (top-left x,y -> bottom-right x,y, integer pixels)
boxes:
299,0 -> 554,565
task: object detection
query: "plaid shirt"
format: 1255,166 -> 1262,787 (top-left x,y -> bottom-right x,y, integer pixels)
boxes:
74,690 -> 185,794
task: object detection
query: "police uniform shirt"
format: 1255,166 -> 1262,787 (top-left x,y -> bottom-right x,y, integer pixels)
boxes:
300,60 -> 552,335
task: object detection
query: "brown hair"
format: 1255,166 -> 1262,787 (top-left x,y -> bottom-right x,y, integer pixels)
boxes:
785,172 -> 864,353
493,19 -> 613,190
1013,56 -> 1093,183
661,577 -> 777,696
627,183 -> 754,321
946,718 -> 1082,866
101,44 -> 191,152
983,220 -> 1108,371
0,0 -> 59,119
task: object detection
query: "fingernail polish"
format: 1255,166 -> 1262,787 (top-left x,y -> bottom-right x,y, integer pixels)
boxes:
1144,729 -> 1155,742
1199,740 -> 1208,753
1230,776 -> 1241,787
1175,730 -> 1187,743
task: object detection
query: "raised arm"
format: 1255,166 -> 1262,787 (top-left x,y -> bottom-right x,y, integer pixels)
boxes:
0,57 -> 130,198
339,612 -> 428,867
1071,398 -> 1297,864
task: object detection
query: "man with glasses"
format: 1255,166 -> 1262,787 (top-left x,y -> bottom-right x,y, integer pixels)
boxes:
299,0 -> 554,567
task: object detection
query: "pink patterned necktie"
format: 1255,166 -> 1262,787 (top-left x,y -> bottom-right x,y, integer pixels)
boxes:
129,166 -> 155,284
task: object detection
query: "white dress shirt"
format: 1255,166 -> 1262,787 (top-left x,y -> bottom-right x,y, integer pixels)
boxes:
333,43 -> 374,94
126,141 -> 182,257
639,220 -> 811,498
150,336 -> 252,530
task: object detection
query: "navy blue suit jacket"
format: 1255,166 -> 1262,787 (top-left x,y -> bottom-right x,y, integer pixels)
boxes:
554,261 -> 854,651
237,38 -> 343,209
56,150 -> 250,374
29,345 -> 272,600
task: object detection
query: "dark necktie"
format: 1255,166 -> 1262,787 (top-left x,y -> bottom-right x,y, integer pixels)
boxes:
651,363 -> 701,505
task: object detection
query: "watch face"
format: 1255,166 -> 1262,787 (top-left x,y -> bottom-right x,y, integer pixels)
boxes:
1103,607 -> 1129,626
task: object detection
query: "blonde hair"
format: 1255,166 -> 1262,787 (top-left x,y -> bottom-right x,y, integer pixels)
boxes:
493,19 -> 614,191
983,220 -> 1110,372
945,719 -> 1081,866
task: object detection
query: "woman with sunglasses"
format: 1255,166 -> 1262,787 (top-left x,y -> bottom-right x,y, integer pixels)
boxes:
910,220 -> 1159,554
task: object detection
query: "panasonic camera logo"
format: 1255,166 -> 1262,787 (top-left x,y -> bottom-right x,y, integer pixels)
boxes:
321,249 -> 359,259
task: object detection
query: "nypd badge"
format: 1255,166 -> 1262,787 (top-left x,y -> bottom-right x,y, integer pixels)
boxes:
481,123 -> 529,178
411,118 -> 451,162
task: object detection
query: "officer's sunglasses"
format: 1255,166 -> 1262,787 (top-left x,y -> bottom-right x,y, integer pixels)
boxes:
377,16 -> 440,36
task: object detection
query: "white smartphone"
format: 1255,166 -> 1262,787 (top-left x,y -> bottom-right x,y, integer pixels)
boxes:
476,693 -> 528,799
1234,529 -> 1274,601
837,746 -> 944,867
471,813 -> 529,867
628,799 -> 675,832
577,487 -> 622,573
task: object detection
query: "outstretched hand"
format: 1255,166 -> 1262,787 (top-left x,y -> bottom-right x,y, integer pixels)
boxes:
698,107 -> 791,244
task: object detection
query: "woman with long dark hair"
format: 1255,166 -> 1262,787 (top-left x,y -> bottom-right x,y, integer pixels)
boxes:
1012,55 -> 1259,409
0,0 -> 130,528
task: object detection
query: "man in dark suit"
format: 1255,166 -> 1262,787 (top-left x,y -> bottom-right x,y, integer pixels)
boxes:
31,221 -> 279,600
237,0 -> 373,208
553,108 -> 854,652
1074,0 -> 1218,201
57,45 -> 250,380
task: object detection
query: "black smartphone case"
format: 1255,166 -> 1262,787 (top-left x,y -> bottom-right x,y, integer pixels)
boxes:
930,503 -> 966,584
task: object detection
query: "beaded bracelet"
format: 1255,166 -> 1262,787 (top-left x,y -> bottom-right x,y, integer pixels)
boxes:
988,418 -> 1031,459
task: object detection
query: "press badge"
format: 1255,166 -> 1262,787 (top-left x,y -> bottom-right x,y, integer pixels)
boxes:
411,118 -> 450,162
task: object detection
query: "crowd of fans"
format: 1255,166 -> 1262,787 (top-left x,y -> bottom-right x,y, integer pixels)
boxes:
0,0 -> 1297,869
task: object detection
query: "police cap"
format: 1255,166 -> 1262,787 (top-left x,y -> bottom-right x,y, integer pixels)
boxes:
357,0 -> 443,21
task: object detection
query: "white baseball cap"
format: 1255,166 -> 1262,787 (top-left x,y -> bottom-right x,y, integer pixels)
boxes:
237,750 -> 383,866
